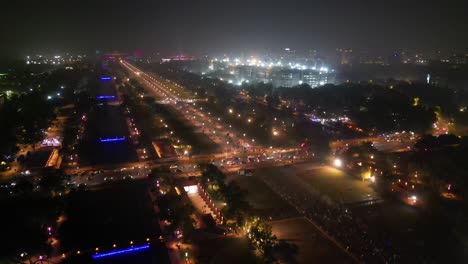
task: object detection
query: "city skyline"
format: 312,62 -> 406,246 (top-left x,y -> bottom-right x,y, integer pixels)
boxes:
1,0 -> 468,58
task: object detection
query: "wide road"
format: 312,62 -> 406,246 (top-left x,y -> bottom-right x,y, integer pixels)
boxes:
65,150 -> 310,188
330,133 -> 416,152
120,60 -> 276,154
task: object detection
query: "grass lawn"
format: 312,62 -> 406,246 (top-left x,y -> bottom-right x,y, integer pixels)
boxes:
195,236 -> 261,264
271,217 -> 352,264
294,164 -> 379,204
227,173 -> 299,220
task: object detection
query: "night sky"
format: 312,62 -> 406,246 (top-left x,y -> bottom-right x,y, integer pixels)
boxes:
1,0 -> 467,57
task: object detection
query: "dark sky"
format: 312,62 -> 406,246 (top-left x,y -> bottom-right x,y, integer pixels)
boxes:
1,0 -> 467,58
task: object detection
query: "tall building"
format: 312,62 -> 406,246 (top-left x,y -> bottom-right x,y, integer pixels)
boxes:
335,49 -> 354,66
302,70 -> 328,88
272,69 -> 328,88
281,48 -> 297,64
273,69 -> 301,88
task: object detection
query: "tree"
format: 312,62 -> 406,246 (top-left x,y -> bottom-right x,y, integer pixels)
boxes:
438,134 -> 461,146
14,178 -> 34,195
200,163 -> 225,186
272,239 -> 298,263
265,94 -> 280,109
248,217 -> 277,261
39,171 -> 64,195
414,134 -> 438,151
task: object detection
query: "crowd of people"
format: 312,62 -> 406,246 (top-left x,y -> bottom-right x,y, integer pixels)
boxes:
259,173 -> 401,263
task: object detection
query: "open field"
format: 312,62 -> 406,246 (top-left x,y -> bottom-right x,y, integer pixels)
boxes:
59,180 -> 162,255
293,164 -> 379,204
194,236 -> 261,264
227,172 -> 349,264
227,173 -> 299,220
271,217 -> 352,263
256,163 -> 379,205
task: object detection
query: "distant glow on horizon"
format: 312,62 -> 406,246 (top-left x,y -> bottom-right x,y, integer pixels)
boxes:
92,245 -> 150,259
100,137 -> 126,142
100,77 -> 112,80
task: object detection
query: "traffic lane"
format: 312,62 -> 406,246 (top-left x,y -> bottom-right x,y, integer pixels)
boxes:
173,157 -> 312,178
124,62 -> 256,150
68,168 -> 150,186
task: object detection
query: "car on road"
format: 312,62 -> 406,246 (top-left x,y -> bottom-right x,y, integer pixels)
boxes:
238,169 -> 254,176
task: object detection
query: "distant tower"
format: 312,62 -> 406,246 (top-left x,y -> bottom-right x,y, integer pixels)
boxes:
427,74 -> 431,84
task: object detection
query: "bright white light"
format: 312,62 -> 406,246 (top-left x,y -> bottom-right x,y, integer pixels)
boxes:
184,185 -> 198,194
333,158 -> 342,167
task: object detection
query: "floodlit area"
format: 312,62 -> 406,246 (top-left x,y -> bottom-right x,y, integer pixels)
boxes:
256,163 -> 380,205
295,165 -> 380,204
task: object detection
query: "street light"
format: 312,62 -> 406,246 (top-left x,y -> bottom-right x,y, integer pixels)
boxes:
333,158 -> 342,167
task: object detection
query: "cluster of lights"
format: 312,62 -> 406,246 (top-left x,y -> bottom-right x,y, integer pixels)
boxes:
122,61 -> 284,154
211,57 -> 330,72
25,54 -> 85,65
